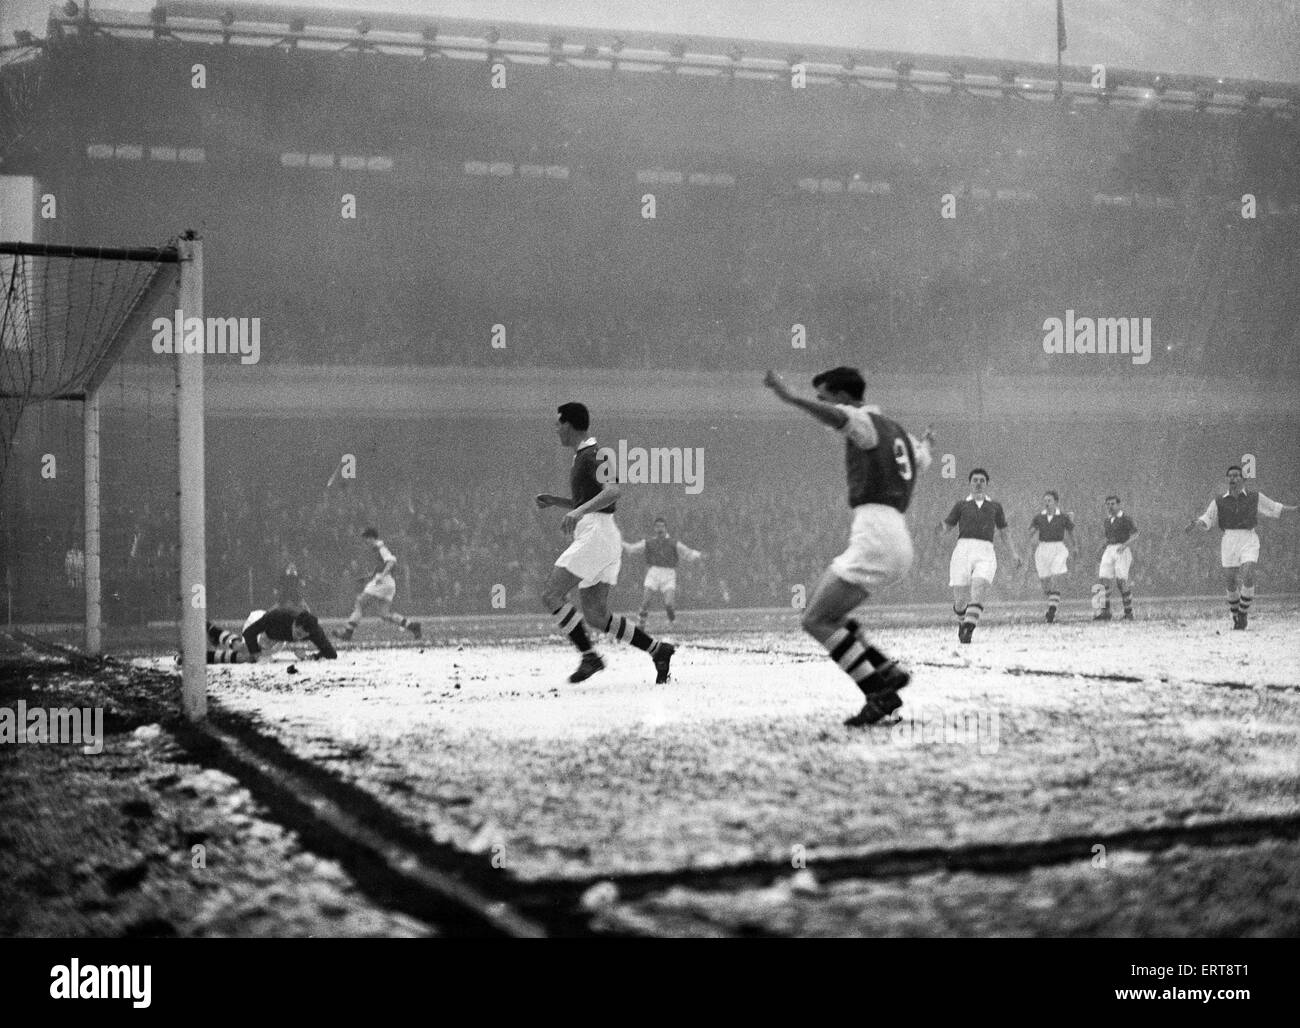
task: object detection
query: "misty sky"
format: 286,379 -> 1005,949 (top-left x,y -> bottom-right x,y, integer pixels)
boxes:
3,0 -> 1298,84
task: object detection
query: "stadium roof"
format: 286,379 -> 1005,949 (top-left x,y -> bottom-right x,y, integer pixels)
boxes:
10,1 -> 1298,113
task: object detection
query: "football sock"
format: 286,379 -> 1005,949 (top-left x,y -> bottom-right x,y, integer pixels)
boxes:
206,648 -> 248,664
962,603 -> 983,628
824,621 -> 890,693
1120,588 -> 1133,614
605,614 -> 661,654
553,602 -> 593,652
1239,585 -> 1254,616
1227,589 -> 1240,615
1047,591 -> 1060,613
953,602 -> 967,621
206,623 -> 241,650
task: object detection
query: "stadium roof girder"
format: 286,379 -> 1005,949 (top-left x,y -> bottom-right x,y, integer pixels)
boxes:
34,2 -> 1298,116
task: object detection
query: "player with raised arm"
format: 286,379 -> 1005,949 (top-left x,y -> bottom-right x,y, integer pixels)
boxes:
622,517 -> 704,627
334,528 -> 422,642
764,366 -> 933,727
1094,496 -> 1139,621
1183,464 -> 1297,630
1028,491 -> 1076,623
939,469 -> 1022,644
537,402 -> 675,684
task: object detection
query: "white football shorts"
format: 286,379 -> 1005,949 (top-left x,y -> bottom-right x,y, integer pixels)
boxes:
363,573 -> 397,602
1035,541 -> 1069,578
831,504 -> 914,590
949,538 -> 997,587
644,566 -> 678,593
1220,529 -> 1260,568
1098,544 -> 1133,580
555,512 -> 622,588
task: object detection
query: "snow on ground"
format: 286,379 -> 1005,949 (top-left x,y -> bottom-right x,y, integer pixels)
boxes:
158,601 -> 1300,884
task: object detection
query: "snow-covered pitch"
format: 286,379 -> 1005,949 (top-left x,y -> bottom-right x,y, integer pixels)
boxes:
174,597 -> 1300,934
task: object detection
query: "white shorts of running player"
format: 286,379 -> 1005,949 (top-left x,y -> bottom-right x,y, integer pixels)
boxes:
831,504 -> 914,590
644,566 -> 678,593
555,512 -> 623,588
363,573 -> 397,602
1220,528 -> 1261,568
1035,541 -> 1070,579
949,538 -> 996,587
1098,544 -> 1133,580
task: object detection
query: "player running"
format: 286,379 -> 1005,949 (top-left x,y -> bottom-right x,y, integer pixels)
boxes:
1094,496 -> 1139,621
764,366 -> 933,727
1183,464 -> 1297,629
1028,491 -> 1076,622
622,517 -> 704,627
334,528 -> 422,642
939,469 -> 1021,644
537,402 -> 675,684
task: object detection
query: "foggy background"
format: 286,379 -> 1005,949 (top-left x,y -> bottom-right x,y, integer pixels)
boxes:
1,0 -> 1297,636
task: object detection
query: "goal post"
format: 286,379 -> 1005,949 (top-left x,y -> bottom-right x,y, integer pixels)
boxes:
0,234 -> 207,719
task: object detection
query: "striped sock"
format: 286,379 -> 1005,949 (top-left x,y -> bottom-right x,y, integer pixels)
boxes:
953,602 -> 967,622
605,614 -> 661,655
824,621 -> 891,695
207,648 -> 248,664
1239,586 -> 1254,615
552,602 -> 593,652
1047,591 -> 1060,613
1120,588 -> 1133,614
1227,589 -> 1240,615
962,603 -> 983,628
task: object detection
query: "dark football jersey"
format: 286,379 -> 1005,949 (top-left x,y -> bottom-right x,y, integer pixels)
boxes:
645,536 -> 679,567
844,411 -> 919,512
1215,491 -> 1259,530
242,608 -> 336,659
945,498 -> 1008,541
1031,512 -> 1073,542
571,442 -> 616,513
1103,513 -> 1137,544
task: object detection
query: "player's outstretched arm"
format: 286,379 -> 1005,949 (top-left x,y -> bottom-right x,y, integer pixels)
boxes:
242,614 -> 272,660
1258,493 -> 1298,518
678,542 -> 703,562
622,539 -> 646,555
763,370 -> 848,431
535,494 -> 576,510
1185,499 -> 1216,533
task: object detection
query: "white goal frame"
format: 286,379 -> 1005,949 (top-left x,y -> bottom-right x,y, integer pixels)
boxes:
0,234 -> 207,719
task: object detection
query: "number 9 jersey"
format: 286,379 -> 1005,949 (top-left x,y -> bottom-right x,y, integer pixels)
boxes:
834,404 -> 931,512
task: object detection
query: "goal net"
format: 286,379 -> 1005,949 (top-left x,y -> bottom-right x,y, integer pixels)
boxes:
0,237 -> 208,718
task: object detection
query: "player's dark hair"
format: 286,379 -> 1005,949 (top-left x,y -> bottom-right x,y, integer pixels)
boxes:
968,468 -> 989,482
653,516 -> 667,524
294,610 -> 319,631
811,366 -> 866,401
1227,464 -> 1242,475
1044,490 -> 1059,502
1105,494 -> 1120,503
361,527 -> 379,539
557,402 -> 590,431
